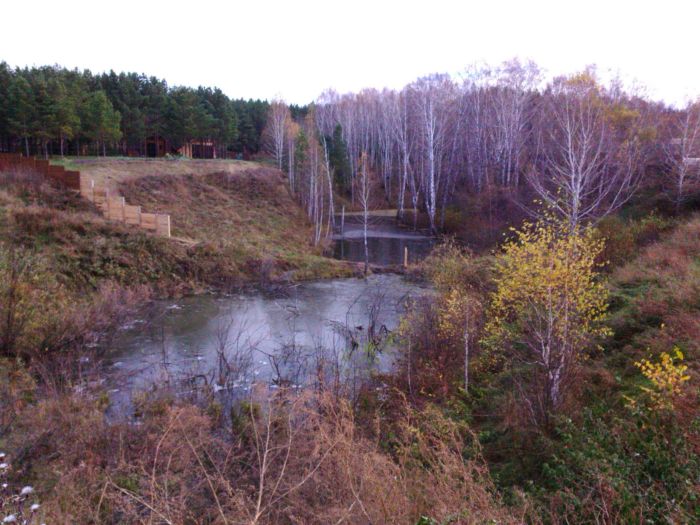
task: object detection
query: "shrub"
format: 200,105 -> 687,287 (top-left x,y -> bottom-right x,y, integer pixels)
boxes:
483,217 -> 610,429
3,389 -> 524,524
596,212 -> 675,269
0,245 -> 67,360
632,347 -> 691,410
538,404 -> 700,523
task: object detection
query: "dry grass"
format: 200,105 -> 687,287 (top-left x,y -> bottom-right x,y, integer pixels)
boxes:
118,169 -> 353,282
55,157 -> 260,192
609,215 -> 700,361
1,164 -> 352,293
1,388 -> 526,524
5,202 -> 204,293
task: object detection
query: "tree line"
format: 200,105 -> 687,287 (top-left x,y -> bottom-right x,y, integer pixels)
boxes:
1,59 -> 697,233
265,59 -> 698,238
0,63 -> 270,158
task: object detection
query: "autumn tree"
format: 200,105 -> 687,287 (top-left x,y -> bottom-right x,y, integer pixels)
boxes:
286,115 -> 335,245
427,242 -> 490,391
530,71 -> 646,229
633,347 -> 691,411
483,216 -> 610,428
662,101 -> 700,213
263,98 -> 290,170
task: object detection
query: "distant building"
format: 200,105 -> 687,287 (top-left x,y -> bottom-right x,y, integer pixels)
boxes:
143,137 -> 217,159
177,140 -> 216,159
145,136 -> 168,157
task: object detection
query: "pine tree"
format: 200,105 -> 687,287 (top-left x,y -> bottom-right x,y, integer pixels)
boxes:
32,74 -> 57,158
0,63 -> 264,157
82,90 -> 121,156
7,75 -> 35,156
329,124 -> 351,191
0,62 -> 12,151
49,77 -> 79,156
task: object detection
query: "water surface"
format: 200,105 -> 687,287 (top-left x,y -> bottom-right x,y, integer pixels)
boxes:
333,215 -> 434,265
106,274 -> 429,409
105,214 -> 436,413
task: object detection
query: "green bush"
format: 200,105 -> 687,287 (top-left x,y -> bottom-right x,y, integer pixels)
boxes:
537,406 -> 700,523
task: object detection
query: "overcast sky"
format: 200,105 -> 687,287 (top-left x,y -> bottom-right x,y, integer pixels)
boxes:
1,0 -> 697,106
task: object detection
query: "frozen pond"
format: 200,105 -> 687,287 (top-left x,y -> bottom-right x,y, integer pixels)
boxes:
105,274 -> 430,411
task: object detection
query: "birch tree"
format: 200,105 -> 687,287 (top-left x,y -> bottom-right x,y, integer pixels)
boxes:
663,101 -> 700,212
309,61 -> 658,234
489,59 -> 540,187
409,75 -> 454,233
314,105 -> 336,233
483,218 -> 610,428
355,152 -> 372,274
460,65 -> 492,193
286,119 -> 300,192
530,71 -> 645,228
263,98 -> 290,170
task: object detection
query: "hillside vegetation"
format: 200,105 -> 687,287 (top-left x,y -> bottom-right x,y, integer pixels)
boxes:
55,157 -> 261,190
3,205 -> 698,523
0,160 -> 349,296
117,163 -> 351,282
405,214 -> 700,522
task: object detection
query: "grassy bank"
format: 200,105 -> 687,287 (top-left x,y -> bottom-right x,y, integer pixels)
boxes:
52,156 -> 261,191
117,166 -> 352,283
1,159 -> 352,296
404,214 -> 700,522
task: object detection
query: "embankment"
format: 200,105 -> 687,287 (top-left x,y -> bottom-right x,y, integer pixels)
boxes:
0,159 -> 352,295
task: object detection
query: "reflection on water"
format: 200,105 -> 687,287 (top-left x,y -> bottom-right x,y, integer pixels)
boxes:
334,236 -> 435,266
105,274 -> 429,412
332,215 -> 435,266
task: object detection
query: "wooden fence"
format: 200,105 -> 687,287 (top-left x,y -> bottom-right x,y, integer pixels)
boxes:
0,153 -> 170,237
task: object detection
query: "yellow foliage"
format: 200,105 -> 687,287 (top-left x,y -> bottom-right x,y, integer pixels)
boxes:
604,103 -> 640,131
485,218 -> 610,349
438,288 -> 469,340
564,70 -> 600,94
634,347 -> 690,410
425,242 -> 485,346
424,241 -> 473,294
483,216 -> 611,414
437,288 -> 482,357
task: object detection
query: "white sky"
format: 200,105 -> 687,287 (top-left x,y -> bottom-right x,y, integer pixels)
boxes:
1,0 -> 698,106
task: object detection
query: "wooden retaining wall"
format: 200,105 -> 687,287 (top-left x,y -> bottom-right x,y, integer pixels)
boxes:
0,153 -> 171,237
